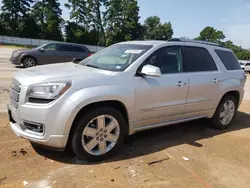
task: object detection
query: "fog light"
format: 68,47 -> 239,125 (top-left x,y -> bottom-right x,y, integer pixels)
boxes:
23,122 -> 44,134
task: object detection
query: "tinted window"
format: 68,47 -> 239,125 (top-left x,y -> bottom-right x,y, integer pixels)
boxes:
74,46 -> 86,52
183,47 -> 218,72
57,44 -> 74,52
215,50 -> 241,70
43,44 -> 57,51
142,46 -> 183,74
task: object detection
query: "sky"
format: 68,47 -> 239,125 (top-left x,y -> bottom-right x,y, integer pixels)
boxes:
60,0 -> 250,49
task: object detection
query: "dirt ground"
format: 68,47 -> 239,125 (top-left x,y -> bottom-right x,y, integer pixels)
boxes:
0,56 -> 250,188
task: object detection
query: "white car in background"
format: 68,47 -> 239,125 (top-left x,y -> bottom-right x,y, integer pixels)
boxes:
239,61 -> 246,69
243,62 -> 250,73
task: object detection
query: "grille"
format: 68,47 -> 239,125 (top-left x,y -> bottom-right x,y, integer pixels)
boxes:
10,79 -> 21,110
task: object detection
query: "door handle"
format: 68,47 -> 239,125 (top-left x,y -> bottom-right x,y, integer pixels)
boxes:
212,78 -> 221,84
176,81 -> 187,87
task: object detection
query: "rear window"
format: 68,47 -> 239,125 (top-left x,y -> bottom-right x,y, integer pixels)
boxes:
215,50 -> 241,70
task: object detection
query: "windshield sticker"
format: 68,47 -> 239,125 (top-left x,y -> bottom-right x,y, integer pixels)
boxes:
124,49 -> 143,54
115,65 -> 122,69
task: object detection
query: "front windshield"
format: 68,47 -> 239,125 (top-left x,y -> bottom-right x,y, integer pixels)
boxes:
34,44 -> 47,50
79,44 -> 152,71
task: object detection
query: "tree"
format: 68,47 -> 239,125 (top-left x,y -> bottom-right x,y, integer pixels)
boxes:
64,0 -> 90,26
1,0 -> 33,36
104,0 -> 142,45
87,0 -> 107,45
196,26 -> 225,42
18,16 -> 40,38
32,0 -> 63,40
143,16 -> 173,40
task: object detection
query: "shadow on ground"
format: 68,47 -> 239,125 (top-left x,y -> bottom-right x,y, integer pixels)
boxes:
15,65 -> 24,69
33,111 -> 250,165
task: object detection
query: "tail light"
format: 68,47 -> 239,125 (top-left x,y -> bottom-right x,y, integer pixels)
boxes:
87,53 -> 92,57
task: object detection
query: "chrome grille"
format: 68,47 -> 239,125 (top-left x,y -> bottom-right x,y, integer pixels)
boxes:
10,79 -> 21,110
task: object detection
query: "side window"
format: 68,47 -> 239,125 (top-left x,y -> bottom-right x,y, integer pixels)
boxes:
57,44 -> 74,52
183,46 -> 218,72
215,50 -> 241,70
140,46 -> 183,74
245,63 -> 250,66
74,46 -> 86,52
43,44 -> 57,51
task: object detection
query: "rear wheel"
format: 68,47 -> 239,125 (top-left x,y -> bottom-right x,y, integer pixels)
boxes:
22,57 -> 37,68
211,95 -> 237,129
71,107 -> 126,162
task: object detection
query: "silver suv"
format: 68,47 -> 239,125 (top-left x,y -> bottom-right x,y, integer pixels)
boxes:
8,39 -> 246,161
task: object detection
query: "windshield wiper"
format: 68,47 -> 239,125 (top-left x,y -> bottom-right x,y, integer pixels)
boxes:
84,64 -> 101,69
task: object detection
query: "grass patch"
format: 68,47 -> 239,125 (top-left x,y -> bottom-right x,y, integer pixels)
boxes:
0,44 -> 34,49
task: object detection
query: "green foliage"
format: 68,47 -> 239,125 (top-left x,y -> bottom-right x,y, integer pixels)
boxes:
143,16 -> 173,40
104,0 -> 141,46
0,0 -> 249,57
197,27 -> 250,60
32,0 -> 63,40
1,0 -> 33,36
196,26 -> 225,42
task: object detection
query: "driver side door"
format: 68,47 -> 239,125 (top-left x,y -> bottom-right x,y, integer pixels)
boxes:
39,43 -> 58,64
134,46 -> 189,129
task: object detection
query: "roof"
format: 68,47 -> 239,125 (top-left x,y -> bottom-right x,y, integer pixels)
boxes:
119,40 -> 166,46
119,39 -> 230,50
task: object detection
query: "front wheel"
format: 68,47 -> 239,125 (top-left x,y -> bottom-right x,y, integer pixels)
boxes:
71,107 -> 126,162
211,96 -> 237,129
22,57 -> 37,68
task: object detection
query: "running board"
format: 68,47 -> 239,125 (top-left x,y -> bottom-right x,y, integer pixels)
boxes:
134,115 -> 208,132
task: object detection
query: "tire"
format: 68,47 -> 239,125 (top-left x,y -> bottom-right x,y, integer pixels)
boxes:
211,95 -> 237,129
22,57 -> 37,68
71,107 -> 126,162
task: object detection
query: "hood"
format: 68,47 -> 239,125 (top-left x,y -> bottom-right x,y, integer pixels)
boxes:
14,63 -> 113,85
13,48 -> 36,54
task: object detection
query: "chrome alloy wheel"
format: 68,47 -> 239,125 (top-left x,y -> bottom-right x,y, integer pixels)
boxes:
23,57 -> 36,67
220,100 -> 235,125
81,115 -> 120,156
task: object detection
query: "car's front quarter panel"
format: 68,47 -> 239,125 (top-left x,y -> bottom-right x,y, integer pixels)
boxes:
66,75 -> 135,135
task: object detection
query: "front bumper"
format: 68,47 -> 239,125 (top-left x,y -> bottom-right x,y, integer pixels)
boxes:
10,121 -> 68,149
9,57 -> 21,65
7,89 -> 78,149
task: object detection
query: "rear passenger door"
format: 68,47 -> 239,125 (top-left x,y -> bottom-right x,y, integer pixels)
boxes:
56,44 -> 75,63
183,46 -> 221,115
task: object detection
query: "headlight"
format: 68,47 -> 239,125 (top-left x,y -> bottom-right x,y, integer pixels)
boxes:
28,81 -> 71,100
12,52 -> 20,57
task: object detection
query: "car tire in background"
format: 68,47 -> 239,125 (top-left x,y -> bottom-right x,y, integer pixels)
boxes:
22,56 -> 37,68
71,107 -> 126,162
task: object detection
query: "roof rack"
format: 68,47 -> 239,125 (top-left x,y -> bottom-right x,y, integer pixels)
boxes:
167,38 -> 224,47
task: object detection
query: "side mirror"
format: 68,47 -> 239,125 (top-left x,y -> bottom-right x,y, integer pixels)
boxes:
39,48 -> 44,52
72,57 -> 82,64
140,64 -> 161,77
